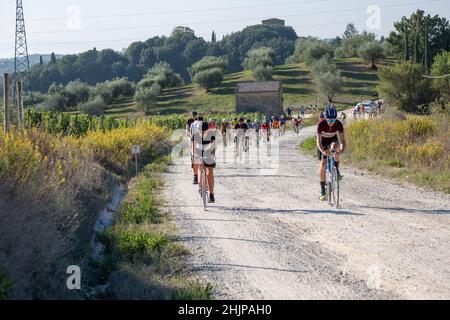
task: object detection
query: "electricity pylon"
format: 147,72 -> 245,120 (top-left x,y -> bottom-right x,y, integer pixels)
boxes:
13,0 -> 31,103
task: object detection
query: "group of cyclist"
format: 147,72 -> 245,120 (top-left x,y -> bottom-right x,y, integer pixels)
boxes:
186,103 -> 346,204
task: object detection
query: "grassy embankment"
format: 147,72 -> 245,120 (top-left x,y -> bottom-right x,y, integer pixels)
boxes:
0,123 -> 209,299
301,111 -> 450,194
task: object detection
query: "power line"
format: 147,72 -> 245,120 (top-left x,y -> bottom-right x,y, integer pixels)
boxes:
0,0 -> 331,27
422,74 -> 450,79
0,0 -> 446,30
0,0 -> 446,41
3,9 -> 448,50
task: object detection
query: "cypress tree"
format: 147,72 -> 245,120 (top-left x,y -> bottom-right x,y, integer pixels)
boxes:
50,52 -> 56,64
39,55 -> 43,65
405,31 -> 410,61
424,19 -> 429,71
211,31 -> 216,43
414,17 -> 421,64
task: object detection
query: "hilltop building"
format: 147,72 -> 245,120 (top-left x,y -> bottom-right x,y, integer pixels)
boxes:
261,18 -> 285,26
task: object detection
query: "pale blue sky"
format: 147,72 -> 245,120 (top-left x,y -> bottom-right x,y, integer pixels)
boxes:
0,0 -> 449,58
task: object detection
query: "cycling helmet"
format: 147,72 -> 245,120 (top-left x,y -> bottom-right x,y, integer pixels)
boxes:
254,119 -> 259,123
211,118 -> 216,123
325,107 -> 337,119
239,118 -> 244,122
319,112 -> 325,118
281,115 -> 285,119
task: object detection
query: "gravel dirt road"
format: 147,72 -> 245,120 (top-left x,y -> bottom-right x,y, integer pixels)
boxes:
163,123 -> 450,300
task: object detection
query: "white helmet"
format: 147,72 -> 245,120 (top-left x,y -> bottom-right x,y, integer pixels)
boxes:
254,119 -> 259,123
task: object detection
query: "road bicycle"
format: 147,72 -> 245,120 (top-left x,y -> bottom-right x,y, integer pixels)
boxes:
198,157 -> 209,211
326,148 -> 340,208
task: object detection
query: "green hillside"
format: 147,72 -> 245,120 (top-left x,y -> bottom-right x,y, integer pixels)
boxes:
103,57 -> 386,118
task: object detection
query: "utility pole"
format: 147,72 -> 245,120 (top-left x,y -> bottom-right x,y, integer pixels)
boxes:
13,0 -> 31,112
16,80 -> 23,128
3,73 -> 10,133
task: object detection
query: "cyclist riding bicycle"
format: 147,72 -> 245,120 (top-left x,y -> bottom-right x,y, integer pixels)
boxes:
272,117 -> 280,130
221,118 -> 230,146
192,121 -> 216,203
319,112 -> 325,122
261,120 -> 270,142
208,118 -> 217,130
317,107 -> 346,201
186,110 -> 198,136
280,115 -> 286,134
291,115 -> 300,133
190,115 -> 204,185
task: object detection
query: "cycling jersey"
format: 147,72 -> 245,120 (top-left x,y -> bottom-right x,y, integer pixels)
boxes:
231,121 -> 239,129
272,121 -> 280,129
261,123 -> 269,130
317,119 -> 344,145
253,123 -> 261,132
209,123 -> 217,130
221,122 -> 229,132
191,128 -> 216,167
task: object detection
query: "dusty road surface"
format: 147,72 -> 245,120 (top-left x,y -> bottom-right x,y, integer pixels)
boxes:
163,125 -> 450,300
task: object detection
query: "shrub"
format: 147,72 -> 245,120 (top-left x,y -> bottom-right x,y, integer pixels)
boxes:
377,62 -> 435,113
193,68 -> 224,90
78,96 -> 107,115
44,93 -> 68,112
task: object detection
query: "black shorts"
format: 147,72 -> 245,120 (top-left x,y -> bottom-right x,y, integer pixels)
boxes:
191,152 -> 216,169
317,138 -> 338,161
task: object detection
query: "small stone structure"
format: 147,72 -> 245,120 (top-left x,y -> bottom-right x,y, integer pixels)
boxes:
235,81 -> 283,115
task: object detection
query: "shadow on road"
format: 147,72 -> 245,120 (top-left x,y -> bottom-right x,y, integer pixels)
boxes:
179,235 -> 277,245
215,206 -> 363,216
360,205 -> 450,215
192,263 -> 308,273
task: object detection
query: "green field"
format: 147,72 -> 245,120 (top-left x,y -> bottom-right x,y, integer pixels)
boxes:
103,58 -> 385,118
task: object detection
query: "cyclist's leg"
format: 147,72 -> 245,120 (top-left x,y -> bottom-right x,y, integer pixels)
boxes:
330,141 -> 342,178
318,145 -> 328,200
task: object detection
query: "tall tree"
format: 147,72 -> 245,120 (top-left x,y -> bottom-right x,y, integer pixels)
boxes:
39,55 -> 43,65
50,52 -> 57,64
343,23 -> 359,39
211,31 -> 216,43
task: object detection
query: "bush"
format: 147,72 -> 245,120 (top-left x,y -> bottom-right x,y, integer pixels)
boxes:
193,68 -> 224,90
65,80 -> 92,107
93,82 -> 114,104
134,83 -> 161,113
44,93 -> 68,112
287,37 -> 334,65
253,65 -> 273,81
310,55 -> 337,74
0,267 -> 14,300
141,62 -> 182,89
377,62 -> 435,113
78,96 -> 107,116
109,77 -> 136,98
190,56 -> 228,79
313,71 -> 343,102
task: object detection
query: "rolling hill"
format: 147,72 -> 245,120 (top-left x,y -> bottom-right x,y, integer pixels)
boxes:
104,57 -> 387,118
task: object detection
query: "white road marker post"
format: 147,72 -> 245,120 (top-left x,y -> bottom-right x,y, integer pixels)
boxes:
132,145 -> 141,176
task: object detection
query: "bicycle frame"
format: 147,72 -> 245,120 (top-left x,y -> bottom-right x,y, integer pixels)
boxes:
326,149 -> 340,207
199,157 -> 209,211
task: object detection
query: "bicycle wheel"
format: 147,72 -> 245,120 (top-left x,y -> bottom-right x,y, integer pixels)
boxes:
332,167 -> 340,207
202,168 -> 208,211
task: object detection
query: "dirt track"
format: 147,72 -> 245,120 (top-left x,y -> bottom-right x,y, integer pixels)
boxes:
163,124 -> 450,300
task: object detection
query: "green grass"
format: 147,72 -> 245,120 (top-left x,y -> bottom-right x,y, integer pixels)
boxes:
101,58 -> 381,119
300,136 -> 317,157
0,267 -> 14,300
